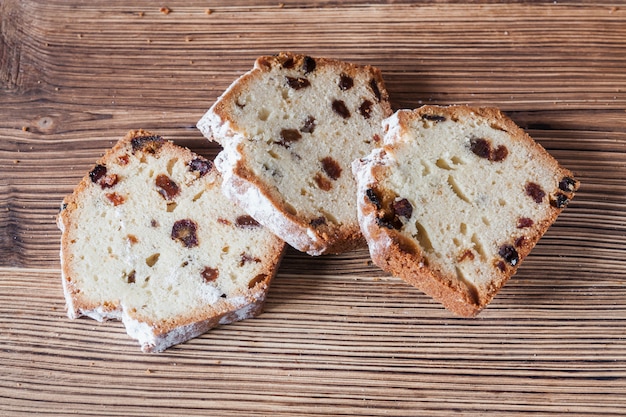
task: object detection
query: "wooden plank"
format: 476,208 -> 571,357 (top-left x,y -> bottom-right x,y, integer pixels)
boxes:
1,0 -> 626,415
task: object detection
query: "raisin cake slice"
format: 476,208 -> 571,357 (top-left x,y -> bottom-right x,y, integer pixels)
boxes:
197,52 -> 392,255
352,106 -> 579,317
57,130 -> 286,352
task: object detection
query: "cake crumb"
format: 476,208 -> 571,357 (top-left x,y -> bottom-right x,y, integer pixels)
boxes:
145,369 -> 153,374
205,8 -> 213,15
160,6 -> 171,15
21,126 -> 29,132
138,11 -> 145,17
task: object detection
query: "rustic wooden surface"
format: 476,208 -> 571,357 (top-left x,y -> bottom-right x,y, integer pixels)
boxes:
1,0 -> 625,415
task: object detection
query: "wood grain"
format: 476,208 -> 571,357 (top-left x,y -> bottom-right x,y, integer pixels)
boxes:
1,0 -> 626,415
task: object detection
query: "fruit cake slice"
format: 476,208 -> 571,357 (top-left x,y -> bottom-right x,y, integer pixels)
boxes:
57,130 -> 286,352
197,52 -> 392,255
352,105 -> 579,317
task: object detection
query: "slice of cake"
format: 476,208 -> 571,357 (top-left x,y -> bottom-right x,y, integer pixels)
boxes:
197,52 -> 393,255
352,105 -> 579,317
57,130 -> 286,352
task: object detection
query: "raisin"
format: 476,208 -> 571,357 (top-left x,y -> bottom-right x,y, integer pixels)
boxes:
550,193 -> 570,208
314,173 -> 332,191
332,100 -> 350,119
248,274 -> 267,289
235,215 -> 260,228
106,192 -> 125,206
365,188 -> 382,210
171,219 -> 199,248
301,116 -> 316,133
469,137 -> 492,160
517,217 -> 534,228
338,74 -> 354,90
286,76 -> 310,90
492,145 -> 508,162
281,56 -> 295,69
89,164 -> 107,184
156,174 -> 180,200
393,198 -> 413,219
496,261 -> 506,272
217,218 -> 232,226
525,182 -> 545,204
369,78 -> 382,102
372,134 -> 381,143
100,174 -> 118,189
515,236 -> 526,247
278,128 -> 302,147
189,158 -> 212,176
498,244 -> 519,266
150,219 -> 159,227
469,137 -> 508,162
559,176 -> 577,192
302,56 -> 316,74
131,135 -> 164,154
320,156 -> 342,180
126,270 -> 136,284
359,100 -> 373,119
376,216 -> 402,230
310,216 -> 326,227
201,266 -> 219,283
127,234 -> 139,244
240,252 -> 261,266
422,114 -> 446,123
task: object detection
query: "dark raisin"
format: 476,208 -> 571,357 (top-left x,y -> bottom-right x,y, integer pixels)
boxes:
248,274 -> 267,289
314,173 -> 332,191
550,193 -> 570,208
359,100 -> 373,119
320,156 -> 342,180
286,76 -> 310,90
156,174 -> 180,200
278,128 -> 302,147
126,270 -> 136,284
372,134 -> 381,143
559,176 -> 577,192
235,215 -> 260,228
498,244 -> 519,266
171,219 -> 199,248
376,216 -> 402,230
365,188 -> 382,210
332,100 -> 350,119
492,145 -> 509,162
496,261 -> 506,272
189,158 -> 212,176
240,252 -> 261,267
89,164 -> 107,183
310,216 -> 326,227
338,74 -> 354,90
393,198 -> 413,219
469,137 -> 492,160
201,266 -> 219,283
150,219 -> 159,227
517,217 -> 534,228
469,137 -> 508,162
515,236 -> 526,247
525,182 -> 545,204
369,78 -> 381,102
422,114 -> 446,123
302,56 -> 316,74
131,135 -> 164,154
300,116 -> 316,133
281,56 -> 295,69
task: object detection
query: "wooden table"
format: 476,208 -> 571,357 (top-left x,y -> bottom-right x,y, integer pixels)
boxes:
2,1 -> 625,415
